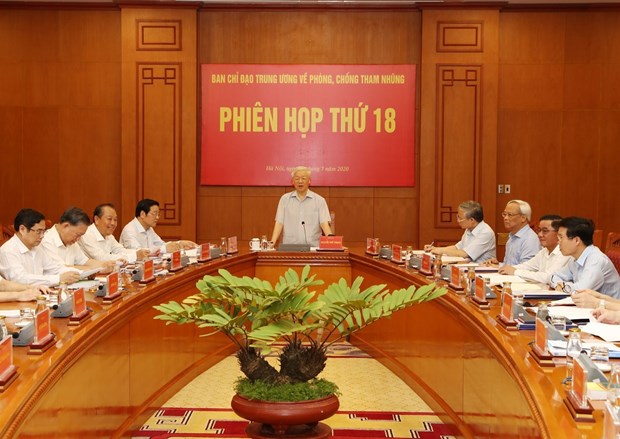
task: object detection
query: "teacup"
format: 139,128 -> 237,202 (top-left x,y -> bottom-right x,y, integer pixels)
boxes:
249,238 -> 261,251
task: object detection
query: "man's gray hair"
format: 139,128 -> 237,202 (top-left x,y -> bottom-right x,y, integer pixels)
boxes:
291,166 -> 311,178
508,199 -> 532,221
458,200 -> 483,222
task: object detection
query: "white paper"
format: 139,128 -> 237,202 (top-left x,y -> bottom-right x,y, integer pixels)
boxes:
581,320 -> 620,342
440,256 -> 469,264
510,282 -> 543,292
547,306 -> 594,321
69,280 -> 99,290
479,274 -> 524,286
0,309 -> 21,318
548,296 -> 575,306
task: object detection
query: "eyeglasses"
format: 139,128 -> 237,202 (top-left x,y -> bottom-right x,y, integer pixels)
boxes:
536,228 -> 556,235
455,215 -> 468,222
29,228 -> 46,236
561,282 -> 574,294
501,211 -> 522,218
148,211 -> 160,218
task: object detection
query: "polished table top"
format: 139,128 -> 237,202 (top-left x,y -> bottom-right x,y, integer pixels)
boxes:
0,250 -> 611,438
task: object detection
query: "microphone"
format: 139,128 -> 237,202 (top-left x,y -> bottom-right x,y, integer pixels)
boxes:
301,221 -> 308,245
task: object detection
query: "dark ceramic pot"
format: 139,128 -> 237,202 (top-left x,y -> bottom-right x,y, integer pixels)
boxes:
231,393 -> 339,438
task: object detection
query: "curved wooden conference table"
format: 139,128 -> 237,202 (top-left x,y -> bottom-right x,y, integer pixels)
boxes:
0,250 -> 604,438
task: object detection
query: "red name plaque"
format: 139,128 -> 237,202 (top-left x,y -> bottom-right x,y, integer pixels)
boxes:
420,253 -> 432,275
365,238 -> 378,256
449,265 -> 463,290
227,236 -> 238,254
535,317 -> 548,354
103,271 -> 122,303
140,259 -> 155,284
170,250 -> 182,272
0,336 -> 17,391
501,292 -> 514,321
391,244 -> 403,264
69,287 -> 90,326
198,243 -> 211,262
474,276 -> 486,302
35,308 -> 51,344
319,236 -> 344,250
73,288 -> 87,317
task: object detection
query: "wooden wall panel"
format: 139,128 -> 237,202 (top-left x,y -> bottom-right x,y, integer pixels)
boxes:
121,7 -> 197,242
498,10 -> 620,239
0,9 -> 121,227
419,8 -> 499,248
197,9 -> 422,248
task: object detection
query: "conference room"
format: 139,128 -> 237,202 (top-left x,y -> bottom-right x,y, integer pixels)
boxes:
1,0 -> 620,438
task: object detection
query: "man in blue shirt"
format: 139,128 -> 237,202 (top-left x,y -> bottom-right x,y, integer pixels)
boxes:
425,200 -> 496,263
551,216 -> 620,299
486,199 -> 540,267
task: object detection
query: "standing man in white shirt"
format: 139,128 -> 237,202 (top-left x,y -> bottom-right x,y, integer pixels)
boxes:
424,200 -> 496,263
41,207 -> 115,273
0,209 -> 80,286
499,214 -> 572,284
270,166 -> 332,247
120,198 -> 197,254
80,203 -> 150,263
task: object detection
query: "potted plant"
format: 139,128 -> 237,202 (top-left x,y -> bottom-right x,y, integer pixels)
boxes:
154,265 -> 446,438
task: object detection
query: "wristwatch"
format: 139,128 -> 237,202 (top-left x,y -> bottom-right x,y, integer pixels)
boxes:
599,299 -> 606,309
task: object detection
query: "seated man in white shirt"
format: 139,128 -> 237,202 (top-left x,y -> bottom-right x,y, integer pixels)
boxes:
0,209 -> 81,286
424,200 -> 496,263
41,207 -> 115,274
119,198 -> 197,254
79,203 -> 150,263
550,216 -> 620,299
0,275 -> 50,302
499,214 -> 572,284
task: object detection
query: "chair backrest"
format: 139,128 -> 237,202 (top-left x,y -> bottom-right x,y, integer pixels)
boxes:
1,223 -> 14,245
593,229 -> 604,251
605,232 -> 620,274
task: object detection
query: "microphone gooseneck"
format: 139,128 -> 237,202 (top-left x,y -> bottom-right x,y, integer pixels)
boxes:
301,221 -> 308,245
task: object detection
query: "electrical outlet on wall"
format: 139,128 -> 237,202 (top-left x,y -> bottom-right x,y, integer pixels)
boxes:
498,184 -> 504,194
505,184 -> 511,194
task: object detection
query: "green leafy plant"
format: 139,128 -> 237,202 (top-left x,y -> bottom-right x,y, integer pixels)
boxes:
154,265 -> 446,400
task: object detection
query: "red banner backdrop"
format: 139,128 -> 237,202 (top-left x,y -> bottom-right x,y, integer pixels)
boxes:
200,64 -> 416,186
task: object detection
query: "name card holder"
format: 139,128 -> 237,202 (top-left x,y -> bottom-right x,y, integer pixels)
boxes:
102,272 -> 122,304
139,259 -> 156,285
69,288 -> 91,326
319,235 -> 344,251
0,336 -> 18,392
390,244 -> 404,265
197,243 -> 212,263
227,236 -> 238,254
419,253 -> 433,276
365,238 -> 379,256
469,276 -> 490,310
449,265 -> 464,293
497,292 -> 518,331
28,308 -> 55,355
169,250 -> 182,272
529,318 -> 554,367
564,358 -> 595,422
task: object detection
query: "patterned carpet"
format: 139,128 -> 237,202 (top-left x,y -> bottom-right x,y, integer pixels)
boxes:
134,344 -> 458,439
